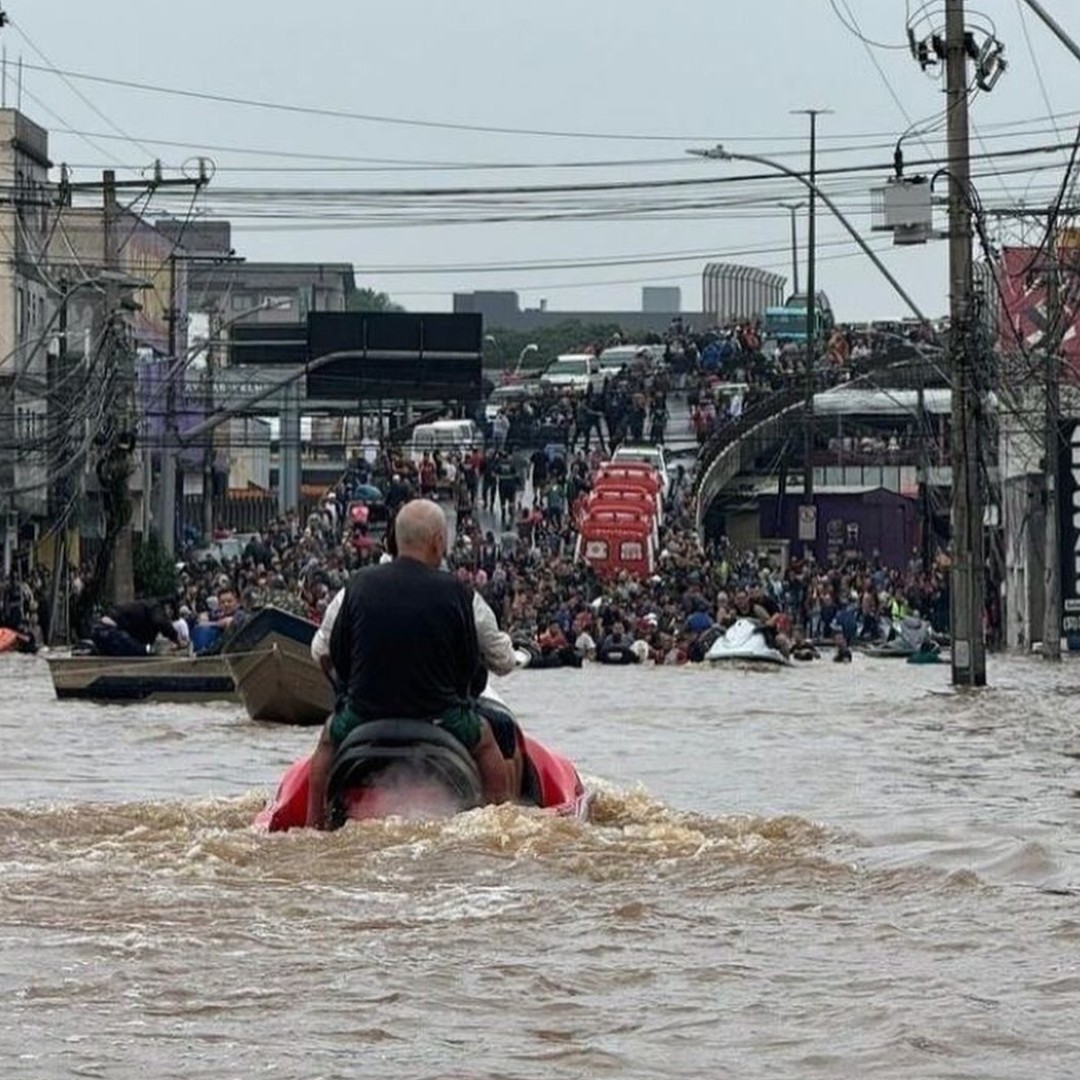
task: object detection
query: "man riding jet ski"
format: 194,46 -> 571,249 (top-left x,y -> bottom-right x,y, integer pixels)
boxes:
295,499 -> 588,831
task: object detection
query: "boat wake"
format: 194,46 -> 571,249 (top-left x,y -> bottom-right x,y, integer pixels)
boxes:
0,783 -> 841,887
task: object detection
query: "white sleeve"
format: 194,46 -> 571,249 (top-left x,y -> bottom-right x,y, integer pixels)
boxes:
311,587 -> 345,663
473,591 -> 516,677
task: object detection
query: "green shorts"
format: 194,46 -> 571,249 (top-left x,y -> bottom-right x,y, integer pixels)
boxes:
327,701 -> 481,752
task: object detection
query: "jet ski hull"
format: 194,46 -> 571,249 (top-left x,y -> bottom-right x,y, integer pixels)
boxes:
255,700 -> 591,831
705,618 -> 791,667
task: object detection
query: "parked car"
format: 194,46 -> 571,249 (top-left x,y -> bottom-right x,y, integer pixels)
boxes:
597,345 -> 657,377
539,353 -> 606,394
406,419 -> 485,462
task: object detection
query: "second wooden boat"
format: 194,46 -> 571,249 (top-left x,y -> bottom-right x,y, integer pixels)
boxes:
222,607 -> 335,725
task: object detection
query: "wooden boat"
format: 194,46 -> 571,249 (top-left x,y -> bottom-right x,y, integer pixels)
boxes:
46,653 -> 237,703
221,606 -> 335,726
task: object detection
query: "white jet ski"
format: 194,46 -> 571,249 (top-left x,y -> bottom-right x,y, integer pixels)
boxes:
705,618 -> 791,667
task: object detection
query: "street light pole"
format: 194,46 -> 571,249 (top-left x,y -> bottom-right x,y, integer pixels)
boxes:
687,147 -> 929,325
791,109 -> 830,512
779,202 -> 804,297
514,342 -> 539,377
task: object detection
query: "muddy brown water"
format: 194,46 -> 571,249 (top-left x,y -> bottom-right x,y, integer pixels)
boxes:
2,652 -> 1080,1079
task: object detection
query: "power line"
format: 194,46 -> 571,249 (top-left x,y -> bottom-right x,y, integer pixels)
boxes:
828,0 -> 911,50
113,138 -> 1074,201
8,20 -> 157,161
0,66 -> 123,165
13,57 -> 1075,151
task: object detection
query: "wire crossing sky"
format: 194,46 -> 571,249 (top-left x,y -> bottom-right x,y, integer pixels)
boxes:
5,0 -> 1080,319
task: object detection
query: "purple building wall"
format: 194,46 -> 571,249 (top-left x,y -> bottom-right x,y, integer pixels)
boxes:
758,490 -> 920,569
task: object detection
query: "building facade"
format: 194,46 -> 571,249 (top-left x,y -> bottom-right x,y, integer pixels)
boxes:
0,109 -> 53,552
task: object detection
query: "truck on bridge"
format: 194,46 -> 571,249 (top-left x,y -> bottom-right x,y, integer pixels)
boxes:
761,292 -> 835,344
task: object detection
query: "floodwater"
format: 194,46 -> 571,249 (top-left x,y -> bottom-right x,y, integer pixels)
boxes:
2,651 -> 1080,1079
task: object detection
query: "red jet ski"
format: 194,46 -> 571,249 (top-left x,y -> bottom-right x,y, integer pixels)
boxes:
255,691 -> 591,831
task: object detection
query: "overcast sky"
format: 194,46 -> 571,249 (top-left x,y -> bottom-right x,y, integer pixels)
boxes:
9,1 -> 1080,321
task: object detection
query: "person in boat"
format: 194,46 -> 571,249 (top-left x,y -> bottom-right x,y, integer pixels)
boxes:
537,620 -> 569,656
728,585 -> 792,658
314,562 -> 524,784
305,499 -> 516,829
207,588 -> 248,634
598,620 -> 638,663
312,526 -> 517,690
90,599 -> 182,657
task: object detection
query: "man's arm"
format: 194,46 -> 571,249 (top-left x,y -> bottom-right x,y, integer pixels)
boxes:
153,608 -> 181,645
472,591 -> 516,676
311,588 -> 345,667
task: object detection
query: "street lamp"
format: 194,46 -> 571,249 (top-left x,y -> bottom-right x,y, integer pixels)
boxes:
689,139 -> 932,556
687,144 -> 929,325
515,342 -> 539,376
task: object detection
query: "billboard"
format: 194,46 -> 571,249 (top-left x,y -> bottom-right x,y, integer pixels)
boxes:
997,247 -> 1080,371
1059,418 -> 1080,639
306,312 -> 482,401
228,323 -> 308,366
137,357 -> 206,468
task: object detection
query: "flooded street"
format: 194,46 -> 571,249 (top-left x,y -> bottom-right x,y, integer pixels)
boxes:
2,652 -> 1080,1078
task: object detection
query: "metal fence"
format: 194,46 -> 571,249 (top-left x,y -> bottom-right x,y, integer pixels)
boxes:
181,494 -> 320,535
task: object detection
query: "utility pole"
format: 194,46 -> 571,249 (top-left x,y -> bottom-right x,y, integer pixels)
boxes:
47,278 -> 70,646
63,165 -> 208,610
945,0 -> 987,686
203,307 -> 219,542
159,252 -> 179,557
779,202 -> 804,296
1042,254 -> 1062,660
102,169 -> 136,605
792,108 -> 830,537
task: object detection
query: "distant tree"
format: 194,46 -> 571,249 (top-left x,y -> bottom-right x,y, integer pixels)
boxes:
134,532 -> 178,601
346,287 -> 405,313
482,321 -> 626,372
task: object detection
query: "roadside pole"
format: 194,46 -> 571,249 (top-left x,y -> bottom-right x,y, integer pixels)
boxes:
103,169 -> 136,605
159,252 -> 179,557
203,307 -> 219,542
945,0 -> 987,686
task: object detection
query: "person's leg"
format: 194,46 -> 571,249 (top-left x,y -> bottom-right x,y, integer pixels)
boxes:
92,624 -> 146,657
440,706 -> 513,804
306,703 -> 361,829
305,721 -> 335,829
472,720 -> 514,803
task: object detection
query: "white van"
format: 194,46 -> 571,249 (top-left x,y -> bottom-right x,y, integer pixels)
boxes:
407,419 -> 484,462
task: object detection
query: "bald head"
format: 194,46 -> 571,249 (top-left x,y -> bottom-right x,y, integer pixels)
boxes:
394,499 -> 448,567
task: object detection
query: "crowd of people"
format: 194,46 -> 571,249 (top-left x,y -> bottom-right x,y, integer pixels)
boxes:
69,430 -> 950,668
6,315 -> 956,664
440,466 -> 951,666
